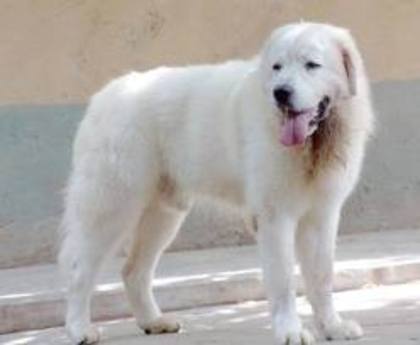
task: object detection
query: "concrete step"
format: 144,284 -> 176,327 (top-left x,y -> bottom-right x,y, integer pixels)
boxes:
1,229 -> 420,334
1,281 -> 420,344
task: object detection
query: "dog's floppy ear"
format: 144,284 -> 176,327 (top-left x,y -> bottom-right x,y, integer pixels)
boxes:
341,46 -> 356,96
334,29 -> 359,97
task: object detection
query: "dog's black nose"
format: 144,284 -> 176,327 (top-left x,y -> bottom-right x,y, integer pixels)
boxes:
273,86 -> 293,106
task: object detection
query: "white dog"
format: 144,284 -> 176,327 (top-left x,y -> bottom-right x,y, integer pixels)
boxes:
59,22 -> 374,345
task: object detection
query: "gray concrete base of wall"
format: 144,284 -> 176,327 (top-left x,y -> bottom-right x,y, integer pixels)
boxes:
1,80 -> 420,268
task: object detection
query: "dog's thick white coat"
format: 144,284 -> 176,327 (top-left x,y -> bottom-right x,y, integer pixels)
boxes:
60,23 -> 373,345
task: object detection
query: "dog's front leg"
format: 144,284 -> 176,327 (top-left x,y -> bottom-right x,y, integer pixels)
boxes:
257,214 -> 314,345
296,203 -> 363,341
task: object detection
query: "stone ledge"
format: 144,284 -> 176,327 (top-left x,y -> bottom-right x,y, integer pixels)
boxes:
1,229 -> 419,334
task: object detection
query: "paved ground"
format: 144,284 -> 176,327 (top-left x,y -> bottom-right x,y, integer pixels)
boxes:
2,281 -> 419,345
2,229 -> 420,334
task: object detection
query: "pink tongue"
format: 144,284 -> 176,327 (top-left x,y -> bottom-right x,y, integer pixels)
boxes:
279,113 -> 313,147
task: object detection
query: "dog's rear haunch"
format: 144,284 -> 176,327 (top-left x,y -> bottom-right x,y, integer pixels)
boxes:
60,22 -> 373,345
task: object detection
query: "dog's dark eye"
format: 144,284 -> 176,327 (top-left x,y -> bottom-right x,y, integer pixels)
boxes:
306,61 -> 321,70
272,63 -> 282,71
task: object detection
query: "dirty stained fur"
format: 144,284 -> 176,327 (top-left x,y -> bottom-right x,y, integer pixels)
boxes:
304,108 -> 347,179
59,22 -> 374,345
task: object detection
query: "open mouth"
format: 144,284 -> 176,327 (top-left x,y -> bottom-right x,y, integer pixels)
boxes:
278,96 -> 331,147
310,96 -> 331,127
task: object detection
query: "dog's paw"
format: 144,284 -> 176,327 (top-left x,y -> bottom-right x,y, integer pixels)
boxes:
142,316 -> 181,335
319,319 -> 363,341
67,324 -> 100,345
274,315 -> 315,345
276,328 -> 315,345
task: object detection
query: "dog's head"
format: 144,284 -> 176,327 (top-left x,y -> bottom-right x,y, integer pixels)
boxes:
259,22 -> 360,147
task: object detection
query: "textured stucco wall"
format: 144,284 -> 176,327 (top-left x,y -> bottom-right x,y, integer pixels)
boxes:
2,0 -> 420,104
1,0 -> 420,267
1,80 -> 420,268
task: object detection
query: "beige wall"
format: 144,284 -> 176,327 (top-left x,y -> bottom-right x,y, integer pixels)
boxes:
2,0 -> 420,104
2,1 -> 420,268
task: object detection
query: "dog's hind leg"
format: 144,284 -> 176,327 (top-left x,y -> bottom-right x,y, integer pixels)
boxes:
122,194 -> 191,335
59,168 -> 156,344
